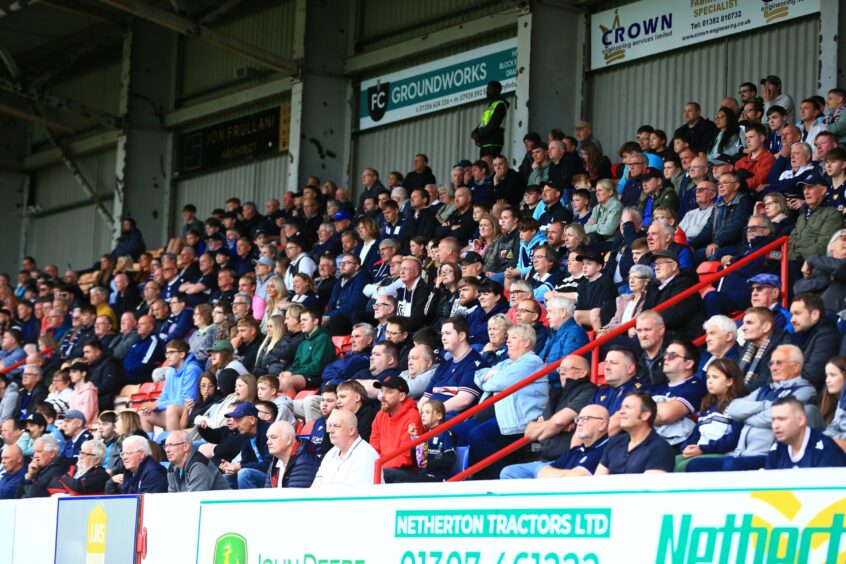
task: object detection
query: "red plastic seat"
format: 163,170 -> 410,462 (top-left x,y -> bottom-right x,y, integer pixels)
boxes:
332,335 -> 352,358
294,389 -> 318,401
592,361 -> 606,386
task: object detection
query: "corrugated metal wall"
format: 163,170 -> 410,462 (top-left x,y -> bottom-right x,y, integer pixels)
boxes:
173,99 -> 291,218
588,16 -> 819,157
30,61 -> 122,145
359,0 -> 513,50
179,1 -> 297,101
354,93 -> 517,189
26,149 -> 117,269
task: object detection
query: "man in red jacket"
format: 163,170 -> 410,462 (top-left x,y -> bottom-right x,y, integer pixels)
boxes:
734,122 -> 776,194
370,376 -> 423,474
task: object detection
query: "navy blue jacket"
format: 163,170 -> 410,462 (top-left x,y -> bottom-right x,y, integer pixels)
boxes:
689,192 -> 754,250
238,419 -> 272,474
0,467 -> 25,499
321,350 -> 371,389
122,334 -> 165,384
467,299 -> 509,346
121,456 -> 168,494
326,271 -> 370,318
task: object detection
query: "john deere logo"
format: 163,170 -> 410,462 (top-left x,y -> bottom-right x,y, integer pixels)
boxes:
213,533 -> 247,564
761,0 -> 789,24
367,82 -> 390,122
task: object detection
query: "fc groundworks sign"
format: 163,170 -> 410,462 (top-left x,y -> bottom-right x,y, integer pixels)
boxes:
193,478 -> 846,563
359,39 -> 517,131
590,0 -> 820,69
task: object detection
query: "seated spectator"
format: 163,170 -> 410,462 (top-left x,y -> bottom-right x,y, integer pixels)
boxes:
395,257 -> 438,332
824,358 -> 846,451
765,396 -> 846,469
386,399 -> 456,483
704,215 -> 781,317
68,362 -> 98,425
264,420 -> 318,488
92,315 -> 116,350
480,313 -> 511,367
594,392 -> 675,475
537,183 -> 572,228
738,307 -> 789,391
698,315 -> 740,374
231,318 -> 261,373
421,317 -> 487,417
643,250 -> 705,339
47,438 -> 109,496
525,245 -> 562,302
584,179 -> 623,240
468,280 -> 509,348
118,435 -> 167,494
638,168 -> 679,227
469,324 -> 547,479
320,323 -> 374,391
435,187 -> 476,246
350,341 -> 402,399
60,409 -> 93,460
19,435 -> 71,498
512,300 -> 548,356
540,297 -> 588,374
573,249 -> 615,332
707,107 -> 744,162
0,444 -> 25,499
399,344 -> 438,400
16,364 -> 48,420
790,293 -> 840,391
678,181 -> 717,241
734,123 -> 776,193
371,376 -> 422,475
0,329 -> 25,379
511,405 -> 610,479
687,345 -> 816,472
759,192 -> 794,238
598,264 -> 652,339
164,430 -> 229,492
333,379 -> 378,446
794,228 -> 846,317
218,402 -> 270,490
122,315 -> 165,384
278,307 -> 336,395
140,339 -> 202,432
634,311 -> 667,386
323,253 -> 370,336
652,338 -> 707,447
178,372 -> 222,431
109,312 -> 139,361
500,355 -> 597,479
505,218 -> 547,281
641,219 -> 693,273
81,339 -> 120,412
589,347 -> 646,438
788,174 -> 842,262
569,188 -> 592,226
312,409 -> 381,487
676,359 -> 748,472
689,172 -> 753,262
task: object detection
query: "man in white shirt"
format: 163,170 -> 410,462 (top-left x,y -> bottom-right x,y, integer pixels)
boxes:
312,409 -> 381,487
678,181 -> 717,240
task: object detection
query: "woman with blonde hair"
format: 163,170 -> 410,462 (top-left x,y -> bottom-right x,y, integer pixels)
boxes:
260,277 -> 288,333
254,313 -> 293,375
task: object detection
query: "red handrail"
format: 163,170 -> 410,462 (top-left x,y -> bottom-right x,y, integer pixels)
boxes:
374,236 -> 790,483
0,348 -> 53,375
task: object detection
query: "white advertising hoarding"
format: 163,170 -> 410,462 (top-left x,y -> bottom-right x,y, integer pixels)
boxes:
590,0 -> 820,70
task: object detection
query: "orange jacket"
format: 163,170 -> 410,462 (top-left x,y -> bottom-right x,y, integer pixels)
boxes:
370,397 -> 423,469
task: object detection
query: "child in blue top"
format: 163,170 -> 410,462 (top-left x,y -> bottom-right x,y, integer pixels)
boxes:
383,399 -> 456,483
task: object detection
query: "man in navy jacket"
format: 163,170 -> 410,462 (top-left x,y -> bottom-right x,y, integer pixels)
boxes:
324,253 -> 370,336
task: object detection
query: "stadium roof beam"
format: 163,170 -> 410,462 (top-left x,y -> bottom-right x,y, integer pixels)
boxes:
30,29 -> 125,87
198,0 -> 243,26
0,102 -> 73,133
93,0 -> 300,75
0,76 -> 124,129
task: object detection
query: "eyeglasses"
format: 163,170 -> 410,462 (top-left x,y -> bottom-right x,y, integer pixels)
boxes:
340,261 -> 355,266
78,451 -> 96,457
163,442 -> 186,449
386,330 -> 404,337
664,351 -> 690,361
768,359 -> 793,367
121,450 -> 143,457
165,350 -> 180,355
233,302 -> 249,306
560,365 -> 587,373
516,308 -> 538,315
574,415 -> 604,424
373,303 -> 391,308
745,225 -> 766,232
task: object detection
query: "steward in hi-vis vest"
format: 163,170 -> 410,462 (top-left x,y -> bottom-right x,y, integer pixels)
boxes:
472,81 -> 509,158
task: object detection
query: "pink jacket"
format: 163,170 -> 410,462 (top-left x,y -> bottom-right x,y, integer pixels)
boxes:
70,381 -> 99,424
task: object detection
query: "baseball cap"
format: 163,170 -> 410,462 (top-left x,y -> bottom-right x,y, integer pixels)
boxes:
634,167 -> 663,181
25,413 -> 47,428
797,173 -> 828,188
760,75 -> 781,85
574,120 -> 592,129
459,251 -> 484,265
576,249 -> 604,264
64,409 -> 87,425
454,159 -> 473,169
208,340 -> 234,353
225,402 -> 259,419
373,375 -> 410,394
652,250 -> 680,264
284,216 -> 303,227
255,256 -> 275,268
747,273 -> 780,287
332,210 -> 352,222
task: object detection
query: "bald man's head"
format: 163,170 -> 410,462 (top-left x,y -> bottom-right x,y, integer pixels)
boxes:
1,443 -> 23,473
575,404 -> 610,446
558,355 -> 590,383
266,420 -> 296,459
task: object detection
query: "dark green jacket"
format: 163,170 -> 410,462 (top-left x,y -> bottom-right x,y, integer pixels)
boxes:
789,204 -> 842,260
288,327 -> 336,379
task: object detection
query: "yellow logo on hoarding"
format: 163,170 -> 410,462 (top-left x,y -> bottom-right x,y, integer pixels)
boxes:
214,533 -> 248,564
85,504 -> 107,564
598,10 -> 626,64
762,0 -> 789,24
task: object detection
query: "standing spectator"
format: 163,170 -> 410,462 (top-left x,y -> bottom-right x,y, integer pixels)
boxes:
471,81 -> 508,158
594,392 -> 675,475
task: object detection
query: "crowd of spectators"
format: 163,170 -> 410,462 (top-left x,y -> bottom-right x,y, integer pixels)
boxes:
1,77 -> 846,498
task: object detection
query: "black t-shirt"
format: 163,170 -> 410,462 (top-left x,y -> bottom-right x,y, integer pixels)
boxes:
575,274 -> 616,310
599,430 -> 675,474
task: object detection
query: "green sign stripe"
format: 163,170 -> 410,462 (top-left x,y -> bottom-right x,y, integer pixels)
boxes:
197,485 -> 846,506
358,47 -> 517,116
